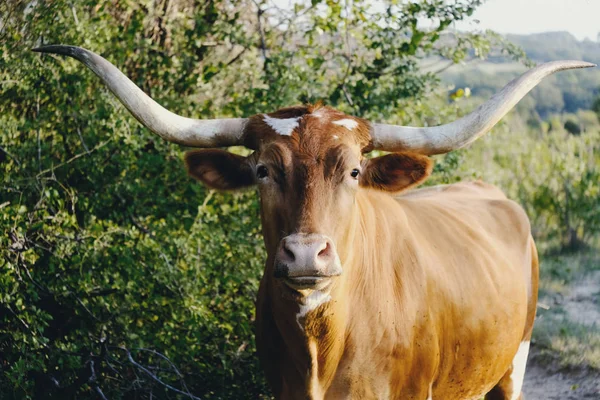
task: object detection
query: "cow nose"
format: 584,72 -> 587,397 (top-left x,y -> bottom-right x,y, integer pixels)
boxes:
279,236 -> 333,272
274,234 -> 342,284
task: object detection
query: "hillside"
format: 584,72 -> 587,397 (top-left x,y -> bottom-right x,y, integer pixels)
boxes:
506,32 -> 600,65
441,32 -> 600,117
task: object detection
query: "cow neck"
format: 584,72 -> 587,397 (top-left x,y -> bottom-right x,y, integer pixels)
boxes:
266,189 -> 408,397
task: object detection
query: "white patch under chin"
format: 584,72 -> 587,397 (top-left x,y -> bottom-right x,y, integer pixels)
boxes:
509,341 -> 530,400
333,118 -> 358,130
296,290 -> 331,329
262,114 -> 300,136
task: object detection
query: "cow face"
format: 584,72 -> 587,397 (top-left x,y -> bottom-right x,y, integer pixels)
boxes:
185,105 -> 432,291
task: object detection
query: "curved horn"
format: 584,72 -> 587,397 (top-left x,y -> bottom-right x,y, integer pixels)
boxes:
371,60 -> 596,155
33,45 -> 247,148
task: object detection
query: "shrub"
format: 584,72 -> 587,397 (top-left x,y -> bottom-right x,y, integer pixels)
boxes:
564,119 -> 582,135
1,0 -> 496,397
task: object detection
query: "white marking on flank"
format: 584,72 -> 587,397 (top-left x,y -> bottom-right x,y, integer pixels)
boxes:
509,341 -> 530,400
333,118 -> 358,130
262,114 -> 300,136
296,290 -> 331,329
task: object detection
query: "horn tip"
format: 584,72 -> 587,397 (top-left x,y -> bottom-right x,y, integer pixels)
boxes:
561,60 -> 596,69
31,45 -> 83,57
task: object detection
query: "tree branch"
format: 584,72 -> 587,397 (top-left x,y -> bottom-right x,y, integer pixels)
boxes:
113,347 -> 201,400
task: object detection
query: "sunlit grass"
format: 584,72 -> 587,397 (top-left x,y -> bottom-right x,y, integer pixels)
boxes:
534,316 -> 600,369
533,249 -> 600,370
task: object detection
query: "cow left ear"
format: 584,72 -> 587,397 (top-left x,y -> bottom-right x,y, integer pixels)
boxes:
360,152 -> 433,193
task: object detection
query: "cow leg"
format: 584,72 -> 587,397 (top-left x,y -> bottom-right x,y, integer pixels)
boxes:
486,315 -> 534,398
484,365 -> 524,399
487,239 -> 538,400
484,340 -> 529,399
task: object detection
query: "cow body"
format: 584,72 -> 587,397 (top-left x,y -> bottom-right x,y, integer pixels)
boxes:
256,181 -> 538,399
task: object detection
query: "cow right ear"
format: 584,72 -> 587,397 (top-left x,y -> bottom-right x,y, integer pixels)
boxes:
184,150 -> 256,191
360,152 -> 433,193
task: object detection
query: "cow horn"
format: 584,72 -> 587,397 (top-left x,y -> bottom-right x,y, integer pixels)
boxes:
33,45 -> 248,148
370,60 -> 596,155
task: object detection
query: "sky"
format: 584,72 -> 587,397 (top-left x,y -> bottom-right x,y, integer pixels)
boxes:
454,0 -> 600,41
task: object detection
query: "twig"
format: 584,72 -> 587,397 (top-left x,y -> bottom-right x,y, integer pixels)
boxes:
36,139 -> 112,177
0,144 -> 21,166
37,95 -> 42,172
114,347 -> 201,400
76,127 -> 90,153
86,288 -> 119,298
342,84 -> 354,107
71,5 -> 80,28
70,292 -> 101,322
253,0 -> 269,64
432,60 -> 457,75
88,359 -> 108,400
94,386 -> 108,400
134,347 -> 192,395
537,302 -> 550,310
131,215 -> 151,235
226,47 -> 248,67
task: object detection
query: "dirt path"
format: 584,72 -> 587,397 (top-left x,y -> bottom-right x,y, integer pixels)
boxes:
523,348 -> 600,399
523,270 -> 600,399
562,270 -> 600,328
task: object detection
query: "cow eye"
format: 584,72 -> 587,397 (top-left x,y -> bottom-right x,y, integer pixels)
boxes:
257,165 -> 269,179
350,168 -> 360,179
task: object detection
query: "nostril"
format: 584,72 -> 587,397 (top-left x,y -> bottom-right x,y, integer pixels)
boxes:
317,242 -> 331,258
283,245 -> 296,262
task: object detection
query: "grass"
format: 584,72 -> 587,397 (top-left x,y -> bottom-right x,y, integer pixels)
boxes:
538,249 -> 600,296
532,248 -> 600,370
534,316 -> 600,369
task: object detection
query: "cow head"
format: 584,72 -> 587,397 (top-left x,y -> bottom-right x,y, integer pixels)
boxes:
33,45 -> 595,295
184,105 -> 432,292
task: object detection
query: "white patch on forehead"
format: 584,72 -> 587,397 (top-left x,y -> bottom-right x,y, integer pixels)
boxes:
332,135 -> 339,140
296,290 -> 331,330
333,118 -> 358,130
311,108 -> 326,118
509,341 -> 530,400
262,114 -> 300,136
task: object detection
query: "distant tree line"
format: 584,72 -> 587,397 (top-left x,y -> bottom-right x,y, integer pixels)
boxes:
443,31 -> 600,118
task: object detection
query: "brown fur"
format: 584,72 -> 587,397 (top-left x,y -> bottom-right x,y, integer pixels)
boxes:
185,105 -> 539,399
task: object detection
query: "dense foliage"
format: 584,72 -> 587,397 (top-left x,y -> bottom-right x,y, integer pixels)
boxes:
0,0 -> 491,398
447,113 -> 600,252
1,1 -> 598,399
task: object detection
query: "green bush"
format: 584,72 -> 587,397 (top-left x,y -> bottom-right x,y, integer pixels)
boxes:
564,119 -> 582,135
449,118 -> 600,252
3,1 -> 597,398
1,0 -> 498,398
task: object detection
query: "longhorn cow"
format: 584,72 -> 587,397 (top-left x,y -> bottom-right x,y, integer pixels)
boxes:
34,45 -> 595,400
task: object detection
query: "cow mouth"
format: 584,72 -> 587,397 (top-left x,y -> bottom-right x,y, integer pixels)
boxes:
283,276 -> 333,291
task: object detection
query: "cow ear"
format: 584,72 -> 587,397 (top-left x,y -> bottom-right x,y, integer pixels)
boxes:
184,150 -> 255,191
360,152 -> 433,193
